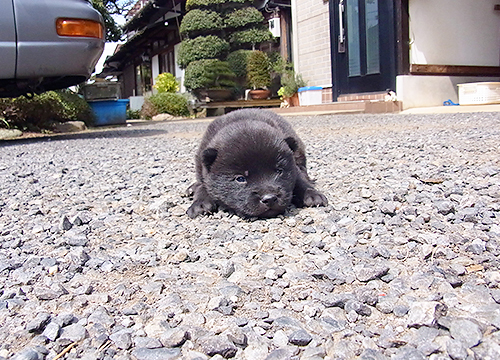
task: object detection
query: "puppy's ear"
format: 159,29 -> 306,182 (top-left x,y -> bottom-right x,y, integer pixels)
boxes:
202,148 -> 218,171
284,137 -> 298,152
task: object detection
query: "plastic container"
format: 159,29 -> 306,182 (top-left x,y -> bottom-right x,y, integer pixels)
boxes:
83,82 -> 121,101
298,86 -> 323,106
88,99 -> 129,126
458,82 -> 500,105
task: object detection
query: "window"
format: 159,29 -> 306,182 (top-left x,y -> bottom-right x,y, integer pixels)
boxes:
160,49 -> 176,76
135,62 -> 152,96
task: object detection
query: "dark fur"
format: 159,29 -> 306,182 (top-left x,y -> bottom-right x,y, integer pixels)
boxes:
187,109 -> 327,218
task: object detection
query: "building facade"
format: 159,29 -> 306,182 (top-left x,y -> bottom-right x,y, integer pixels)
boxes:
291,0 -> 500,108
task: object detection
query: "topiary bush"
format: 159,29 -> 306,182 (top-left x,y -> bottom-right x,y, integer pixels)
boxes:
186,0 -> 252,11
230,28 -> 273,49
225,7 -> 264,29
153,72 -> 179,93
0,90 -> 94,131
247,50 -> 271,89
141,92 -> 190,119
227,49 -> 252,78
178,35 -> 230,69
180,0 -> 269,99
179,9 -> 224,38
184,59 -> 236,92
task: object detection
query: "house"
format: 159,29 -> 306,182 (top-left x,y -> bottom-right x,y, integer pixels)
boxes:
292,0 -> 500,109
104,0 -> 500,111
102,0 -> 293,111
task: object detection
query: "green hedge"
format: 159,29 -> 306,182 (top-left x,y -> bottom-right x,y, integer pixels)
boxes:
186,0 -> 253,11
0,90 -> 94,130
179,9 -> 224,38
225,7 -> 264,29
230,27 -> 273,48
247,50 -> 271,89
141,93 -> 189,119
178,35 -> 230,69
227,49 -> 252,78
184,59 -> 236,91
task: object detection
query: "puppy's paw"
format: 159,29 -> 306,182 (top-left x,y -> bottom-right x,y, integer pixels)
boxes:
303,188 -> 328,207
187,198 -> 217,218
185,183 -> 199,198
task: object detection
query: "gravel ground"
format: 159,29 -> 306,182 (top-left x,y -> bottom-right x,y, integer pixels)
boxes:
1,111 -> 500,360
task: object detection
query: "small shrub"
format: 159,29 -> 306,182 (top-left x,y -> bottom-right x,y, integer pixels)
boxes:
230,27 -> 273,49
186,0 -> 252,11
279,70 -> 307,99
153,73 -> 179,93
184,59 -> 236,91
0,90 -> 94,131
225,7 -> 264,29
227,49 -> 252,78
178,35 -> 230,69
141,93 -> 189,119
179,9 -> 224,38
247,51 -> 271,89
126,109 -> 141,120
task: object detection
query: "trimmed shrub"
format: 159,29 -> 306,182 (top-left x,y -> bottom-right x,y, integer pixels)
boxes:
279,70 -> 307,98
225,7 -> 264,29
141,93 -> 189,119
186,0 -> 252,11
179,9 -> 224,38
153,72 -> 179,93
126,109 -> 141,120
0,90 -> 94,131
184,59 -> 236,91
230,27 -> 273,48
227,49 -> 252,78
247,50 -> 271,89
178,35 -> 230,69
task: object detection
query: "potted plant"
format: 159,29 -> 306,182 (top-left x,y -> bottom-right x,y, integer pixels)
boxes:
276,61 -> 306,107
247,50 -> 271,99
179,0 -> 273,101
184,59 -> 236,101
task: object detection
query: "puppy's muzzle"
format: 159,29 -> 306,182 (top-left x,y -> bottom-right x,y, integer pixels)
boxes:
260,194 -> 278,207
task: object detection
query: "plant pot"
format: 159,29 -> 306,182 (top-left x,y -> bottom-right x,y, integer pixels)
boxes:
195,89 -> 233,102
286,93 -> 300,107
249,89 -> 271,100
206,89 -> 233,102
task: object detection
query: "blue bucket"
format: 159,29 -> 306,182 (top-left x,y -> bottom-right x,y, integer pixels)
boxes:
88,99 -> 129,126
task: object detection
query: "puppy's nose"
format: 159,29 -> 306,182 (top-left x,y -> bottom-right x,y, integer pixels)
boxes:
261,194 -> 278,207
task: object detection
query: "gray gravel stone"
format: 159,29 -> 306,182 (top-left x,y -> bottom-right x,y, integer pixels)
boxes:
25,312 -> 51,333
288,329 -> 313,346
41,322 -> 60,341
9,349 -> 40,360
110,330 -> 133,350
449,318 -> 482,348
131,347 -> 182,360
446,338 -> 468,360
59,323 -> 87,342
198,336 -> 238,358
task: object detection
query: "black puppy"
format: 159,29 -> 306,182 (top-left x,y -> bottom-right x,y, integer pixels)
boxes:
187,109 -> 327,218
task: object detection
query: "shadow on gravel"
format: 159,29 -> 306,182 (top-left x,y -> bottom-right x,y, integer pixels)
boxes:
0,127 -> 169,146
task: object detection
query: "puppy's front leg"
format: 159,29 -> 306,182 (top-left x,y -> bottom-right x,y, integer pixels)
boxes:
292,172 -> 328,208
187,183 -> 218,218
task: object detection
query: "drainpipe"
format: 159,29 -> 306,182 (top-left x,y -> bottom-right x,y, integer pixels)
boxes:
290,0 -> 300,74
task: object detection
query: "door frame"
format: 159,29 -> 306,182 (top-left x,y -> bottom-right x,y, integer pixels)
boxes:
329,0 -> 401,100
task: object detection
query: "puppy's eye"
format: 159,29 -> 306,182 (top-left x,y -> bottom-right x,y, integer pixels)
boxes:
235,176 -> 247,183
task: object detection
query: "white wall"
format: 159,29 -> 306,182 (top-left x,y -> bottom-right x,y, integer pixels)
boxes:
291,0 -> 332,89
174,43 -> 186,93
152,55 -> 160,89
410,0 -> 500,66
